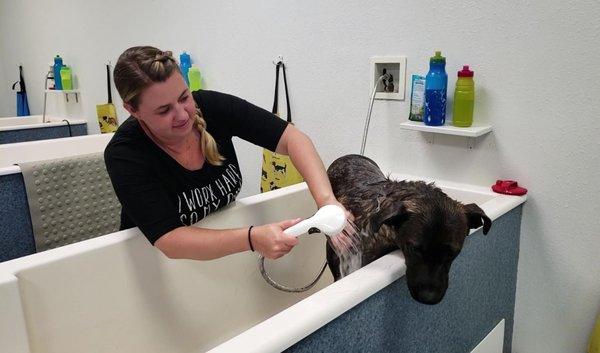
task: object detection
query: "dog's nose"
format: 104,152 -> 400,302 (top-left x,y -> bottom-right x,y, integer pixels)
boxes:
415,289 -> 443,305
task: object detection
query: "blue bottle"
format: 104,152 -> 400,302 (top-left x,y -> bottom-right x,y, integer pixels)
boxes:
179,52 -> 191,87
424,51 -> 448,126
53,55 -> 64,90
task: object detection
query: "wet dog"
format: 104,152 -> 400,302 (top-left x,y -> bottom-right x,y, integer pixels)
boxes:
326,154 -> 492,305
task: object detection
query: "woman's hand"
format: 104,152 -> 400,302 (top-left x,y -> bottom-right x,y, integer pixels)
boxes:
251,218 -> 302,259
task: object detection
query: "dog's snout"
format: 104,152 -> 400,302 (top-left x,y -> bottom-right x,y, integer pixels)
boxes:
413,289 -> 444,305
406,264 -> 449,305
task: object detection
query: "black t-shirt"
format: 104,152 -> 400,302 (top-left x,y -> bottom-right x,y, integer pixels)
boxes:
104,90 -> 288,244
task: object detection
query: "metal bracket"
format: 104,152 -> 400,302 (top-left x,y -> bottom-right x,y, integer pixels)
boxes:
468,137 -> 475,150
425,132 -> 435,144
64,92 -> 79,103
424,133 -> 476,150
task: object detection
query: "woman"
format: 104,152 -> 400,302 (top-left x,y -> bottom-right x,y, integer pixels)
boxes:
105,46 -> 349,261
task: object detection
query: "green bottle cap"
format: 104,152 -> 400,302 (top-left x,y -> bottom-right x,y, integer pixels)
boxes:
430,51 -> 445,63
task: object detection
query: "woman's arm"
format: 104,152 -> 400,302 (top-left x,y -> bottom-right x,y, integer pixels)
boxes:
275,124 -> 352,219
154,218 -> 301,260
196,91 -> 339,209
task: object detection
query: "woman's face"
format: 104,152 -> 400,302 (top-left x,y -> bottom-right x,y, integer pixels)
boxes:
126,72 -> 196,141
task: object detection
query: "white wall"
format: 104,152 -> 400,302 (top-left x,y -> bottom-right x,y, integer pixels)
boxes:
1,1 -> 599,352
0,34 -> 12,117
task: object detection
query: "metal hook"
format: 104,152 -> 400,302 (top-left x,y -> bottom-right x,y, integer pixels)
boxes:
273,55 -> 284,65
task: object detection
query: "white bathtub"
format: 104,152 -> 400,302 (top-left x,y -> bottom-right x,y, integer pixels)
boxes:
0,133 -> 113,176
0,115 -> 87,132
0,174 -> 526,353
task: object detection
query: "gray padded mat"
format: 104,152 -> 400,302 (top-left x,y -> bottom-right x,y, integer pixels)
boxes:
19,152 -> 121,252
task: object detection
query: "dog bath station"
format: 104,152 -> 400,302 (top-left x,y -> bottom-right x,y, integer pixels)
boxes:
1,133 -> 526,352
400,121 -> 493,149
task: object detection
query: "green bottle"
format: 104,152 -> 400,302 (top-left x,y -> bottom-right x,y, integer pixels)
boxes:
452,65 -> 474,127
60,66 -> 73,90
188,66 -> 202,92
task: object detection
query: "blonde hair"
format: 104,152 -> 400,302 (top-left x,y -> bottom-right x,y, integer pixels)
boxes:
114,46 -> 224,166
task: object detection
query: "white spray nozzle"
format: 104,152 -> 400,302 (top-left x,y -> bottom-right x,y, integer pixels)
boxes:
283,204 -> 346,237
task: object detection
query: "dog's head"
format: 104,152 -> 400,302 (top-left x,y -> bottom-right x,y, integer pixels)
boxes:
370,183 -> 491,305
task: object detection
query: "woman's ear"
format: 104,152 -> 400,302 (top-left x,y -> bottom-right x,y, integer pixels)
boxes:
123,102 -> 139,119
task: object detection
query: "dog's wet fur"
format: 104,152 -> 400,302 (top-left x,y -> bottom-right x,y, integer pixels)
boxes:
326,155 -> 492,305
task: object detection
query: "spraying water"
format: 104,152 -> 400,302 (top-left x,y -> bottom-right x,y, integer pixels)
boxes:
328,220 -> 364,278
259,206 -> 365,292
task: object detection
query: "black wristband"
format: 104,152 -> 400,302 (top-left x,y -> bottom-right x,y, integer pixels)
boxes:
248,226 -> 255,252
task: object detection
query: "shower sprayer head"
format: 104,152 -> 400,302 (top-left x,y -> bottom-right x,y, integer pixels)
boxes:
284,205 -> 346,237
284,205 -> 361,256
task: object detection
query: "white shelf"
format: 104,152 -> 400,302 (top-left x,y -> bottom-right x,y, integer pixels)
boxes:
43,89 -> 80,105
400,121 -> 492,137
45,89 -> 79,94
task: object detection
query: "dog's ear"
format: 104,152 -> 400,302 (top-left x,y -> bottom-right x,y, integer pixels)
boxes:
370,202 -> 411,233
463,203 -> 492,235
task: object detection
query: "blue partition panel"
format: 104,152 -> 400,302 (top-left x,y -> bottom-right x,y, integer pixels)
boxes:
0,123 -> 87,144
0,173 -> 35,262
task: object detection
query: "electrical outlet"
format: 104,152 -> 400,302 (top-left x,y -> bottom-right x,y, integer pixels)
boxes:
370,56 -> 407,100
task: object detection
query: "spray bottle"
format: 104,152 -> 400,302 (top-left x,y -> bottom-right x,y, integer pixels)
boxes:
53,55 -> 64,90
424,51 -> 448,126
188,66 -> 202,92
179,52 -> 191,87
452,66 -> 475,127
